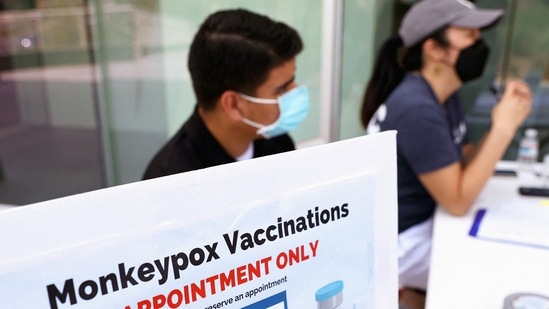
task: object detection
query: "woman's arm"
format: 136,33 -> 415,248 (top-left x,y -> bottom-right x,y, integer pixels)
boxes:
461,143 -> 475,166
419,80 -> 532,216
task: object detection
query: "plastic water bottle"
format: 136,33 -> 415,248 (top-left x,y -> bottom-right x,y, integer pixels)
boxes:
517,128 -> 539,186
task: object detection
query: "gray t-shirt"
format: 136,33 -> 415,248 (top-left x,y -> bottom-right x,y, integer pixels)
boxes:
372,73 -> 469,233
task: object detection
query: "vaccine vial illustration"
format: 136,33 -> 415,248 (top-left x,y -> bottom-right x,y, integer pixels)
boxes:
315,280 -> 344,309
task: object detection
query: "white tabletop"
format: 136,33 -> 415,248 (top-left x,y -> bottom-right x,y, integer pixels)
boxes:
426,162 -> 549,309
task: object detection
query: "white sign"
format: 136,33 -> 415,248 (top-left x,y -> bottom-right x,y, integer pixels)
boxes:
0,132 -> 397,309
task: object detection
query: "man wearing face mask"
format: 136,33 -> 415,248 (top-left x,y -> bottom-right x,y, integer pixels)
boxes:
142,9 -> 307,180
360,0 -> 532,307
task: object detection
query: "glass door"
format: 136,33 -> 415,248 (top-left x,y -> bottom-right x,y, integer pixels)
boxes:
462,0 -> 549,160
0,0 -> 106,205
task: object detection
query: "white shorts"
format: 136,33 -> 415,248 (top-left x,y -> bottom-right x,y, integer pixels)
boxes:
398,217 -> 433,290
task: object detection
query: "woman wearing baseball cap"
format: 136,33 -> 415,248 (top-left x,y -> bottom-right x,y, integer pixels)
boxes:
360,0 -> 532,305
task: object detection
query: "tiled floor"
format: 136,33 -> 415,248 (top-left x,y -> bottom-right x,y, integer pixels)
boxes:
0,69 -> 105,206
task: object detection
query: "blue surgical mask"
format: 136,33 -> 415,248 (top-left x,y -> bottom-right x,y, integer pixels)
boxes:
239,85 -> 310,139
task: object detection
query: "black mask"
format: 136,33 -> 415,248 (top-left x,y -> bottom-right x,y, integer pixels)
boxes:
454,39 -> 490,82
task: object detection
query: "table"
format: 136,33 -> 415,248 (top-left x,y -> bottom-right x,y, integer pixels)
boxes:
426,162 -> 549,309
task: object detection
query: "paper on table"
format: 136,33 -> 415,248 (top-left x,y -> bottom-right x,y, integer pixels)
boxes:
469,199 -> 549,250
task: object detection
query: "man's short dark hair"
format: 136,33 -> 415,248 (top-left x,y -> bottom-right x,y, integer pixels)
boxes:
188,9 -> 304,110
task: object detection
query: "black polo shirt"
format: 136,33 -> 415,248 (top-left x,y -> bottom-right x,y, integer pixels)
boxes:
142,108 -> 295,180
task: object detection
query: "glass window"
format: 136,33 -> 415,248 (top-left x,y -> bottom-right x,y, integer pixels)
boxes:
0,0 -> 104,205
339,0 -> 395,140
462,0 -> 549,161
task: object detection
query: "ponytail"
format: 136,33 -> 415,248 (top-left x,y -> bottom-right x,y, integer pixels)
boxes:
360,27 -> 449,129
360,35 -> 405,128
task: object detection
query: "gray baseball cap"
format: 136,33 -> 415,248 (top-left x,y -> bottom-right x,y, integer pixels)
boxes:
398,0 -> 504,47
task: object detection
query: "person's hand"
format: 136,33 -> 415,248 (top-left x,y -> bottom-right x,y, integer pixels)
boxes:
491,79 -> 532,135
